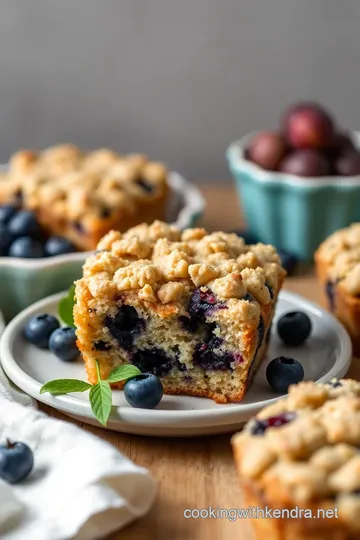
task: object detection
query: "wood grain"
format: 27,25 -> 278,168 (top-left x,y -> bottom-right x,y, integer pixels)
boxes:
39,185 -> 358,540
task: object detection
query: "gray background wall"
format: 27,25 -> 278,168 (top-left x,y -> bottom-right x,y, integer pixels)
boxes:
0,0 -> 358,181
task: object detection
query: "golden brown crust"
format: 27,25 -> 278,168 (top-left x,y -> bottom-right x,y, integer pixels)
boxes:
74,222 -> 285,403
0,144 -> 168,250
232,379 -> 360,538
241,479 -> 357,540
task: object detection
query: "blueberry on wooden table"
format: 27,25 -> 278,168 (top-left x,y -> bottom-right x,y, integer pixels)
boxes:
266,356 -> 304,393
24,314 -> 60,349
49,327 -> 79,362
124,374 -> 164,409
277,311 -> 312,346
0,441 -> 34,484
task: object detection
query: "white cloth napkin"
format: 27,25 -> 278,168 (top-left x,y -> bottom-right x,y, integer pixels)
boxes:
0,364 -> 36,408
0,396 -> 157,540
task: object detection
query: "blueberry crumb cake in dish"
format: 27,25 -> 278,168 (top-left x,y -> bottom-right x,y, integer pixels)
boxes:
74,220 -> 285,403
232,378 -> 360,540
0,144 -> 168,250
315,223 -> 360,355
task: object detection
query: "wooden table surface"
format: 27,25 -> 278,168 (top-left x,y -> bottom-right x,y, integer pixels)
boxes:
39,185 -> 359,540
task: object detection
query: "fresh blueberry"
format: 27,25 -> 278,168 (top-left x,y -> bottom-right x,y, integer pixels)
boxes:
266,356 -> 304,393
44,236 -> 76,257
0,205 -> 17,226
8,236 -> 44,258
124,374 -> 163,409
277,248 -> 298,274
49,327 -> 79,362
8,210 -> 41,238
277,311 -> 312,346
0,440 -> 34,484
249,412 -> 296,436
0,224 -> 13,256
24,313 -> 60,349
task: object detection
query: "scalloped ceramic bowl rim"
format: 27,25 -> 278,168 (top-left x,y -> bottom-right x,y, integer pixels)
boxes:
0,170 -> 205,270
227,131 -> 360,188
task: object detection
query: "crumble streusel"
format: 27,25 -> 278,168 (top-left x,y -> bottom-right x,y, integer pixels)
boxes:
0,144 -> 168,250
74,221 -> 286,403
232,378 -> 360,540
315,223 -> 360,355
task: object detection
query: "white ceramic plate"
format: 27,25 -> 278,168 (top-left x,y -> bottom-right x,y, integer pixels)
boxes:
0,290 -> 352,437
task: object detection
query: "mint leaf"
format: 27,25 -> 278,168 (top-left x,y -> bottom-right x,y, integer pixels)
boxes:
40,379 -> 92,395
108,365 -> 141,383
89,381 -> 112,426
39,360 -> 138,427
58,284 -> 76,327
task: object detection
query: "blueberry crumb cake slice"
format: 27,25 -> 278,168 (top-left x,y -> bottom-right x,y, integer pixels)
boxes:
232,379 -> 360,540
74,221 -> 285,403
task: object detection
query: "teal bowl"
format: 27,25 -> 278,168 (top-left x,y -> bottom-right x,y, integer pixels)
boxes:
0,252 -> 87,321
227,133 -> 360,261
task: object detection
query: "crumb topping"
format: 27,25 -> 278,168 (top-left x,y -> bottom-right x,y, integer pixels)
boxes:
0,144 -> 168,224
233,379 -> 360,508
81,221 -> 285,312
316,223 -> 360,295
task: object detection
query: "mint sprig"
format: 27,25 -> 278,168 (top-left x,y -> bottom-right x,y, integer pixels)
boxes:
40,361 -> 141,426
90,382 -> 112,426
40,379 -> 92,395
108,364 -> 143,383
58,284 -> 76,327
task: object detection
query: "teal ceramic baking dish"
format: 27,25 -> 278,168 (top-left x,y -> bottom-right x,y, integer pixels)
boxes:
0,253 -> 86,321
227,133 -> 360,261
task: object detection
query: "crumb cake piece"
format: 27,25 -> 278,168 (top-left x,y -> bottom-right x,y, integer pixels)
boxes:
315,223 -> 360,355
232,378 -> 360,540
0,144 -> 168,250
74,221 -> 285,403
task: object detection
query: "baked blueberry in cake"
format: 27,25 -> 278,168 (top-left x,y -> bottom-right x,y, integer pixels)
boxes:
74,221 -> 285,403
0,145 -> 168,250
315,223 -> 360,355
232,378 -> 360,540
